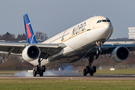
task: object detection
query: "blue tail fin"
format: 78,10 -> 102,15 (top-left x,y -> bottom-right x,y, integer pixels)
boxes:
23,14 -> 37,44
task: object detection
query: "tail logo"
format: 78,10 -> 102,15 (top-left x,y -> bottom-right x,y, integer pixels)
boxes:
26,23 -> 32,40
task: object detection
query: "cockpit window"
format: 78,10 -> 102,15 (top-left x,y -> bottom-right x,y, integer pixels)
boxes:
107,20 -> 110,22
97,19 -> 111,23
102,20 -> 106,22
97,20 -> 101,23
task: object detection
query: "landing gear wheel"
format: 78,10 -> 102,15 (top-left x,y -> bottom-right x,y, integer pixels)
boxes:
39,71 -> 43,77
93,66 -> 96,73
33,58 -> 47,77
42,65 -> 46,72
83,53 -> 98,77
83,69 -> 87,76
90,70 -> 94,76
33,69 -> 37,77
86,66 -> 90,73
35,65 -> 39,72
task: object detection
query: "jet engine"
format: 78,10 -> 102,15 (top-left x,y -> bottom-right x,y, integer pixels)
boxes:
111,46 -> 129,62
22,45 -> 40,61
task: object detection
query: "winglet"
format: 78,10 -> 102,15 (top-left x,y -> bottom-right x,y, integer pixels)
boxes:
23,14 -> 37,43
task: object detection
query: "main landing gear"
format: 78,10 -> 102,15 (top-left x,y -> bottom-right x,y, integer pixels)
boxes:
83,53 -> 97,76
33,58 -> 46,77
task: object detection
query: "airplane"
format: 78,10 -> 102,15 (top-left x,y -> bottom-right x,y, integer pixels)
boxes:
0,14 -> 135,77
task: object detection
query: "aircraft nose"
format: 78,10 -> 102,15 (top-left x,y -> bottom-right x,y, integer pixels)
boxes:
101,23 -> 113,41
105,22 -> 113,27
109,22 -> 113,27
105,22 -> 113,34
109,21 -> 113,32
105,25 -> 113,39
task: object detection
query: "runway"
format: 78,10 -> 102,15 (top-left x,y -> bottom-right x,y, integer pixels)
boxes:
0,70 -> 135,80
0,74 -> 135,80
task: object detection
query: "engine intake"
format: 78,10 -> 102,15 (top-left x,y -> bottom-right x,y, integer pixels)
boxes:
111,46 -> 129,62
22,45 -> 40,61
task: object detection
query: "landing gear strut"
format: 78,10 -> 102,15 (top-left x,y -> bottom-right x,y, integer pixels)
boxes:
33,58 -> 46,77
96,41 -> 102,59
83,53 -> 97,76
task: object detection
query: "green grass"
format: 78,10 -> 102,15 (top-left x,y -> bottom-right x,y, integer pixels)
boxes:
0,79 -> 135,90
0,70 -> 21,74
0,69 -> 135,90
96,69 -> 135,74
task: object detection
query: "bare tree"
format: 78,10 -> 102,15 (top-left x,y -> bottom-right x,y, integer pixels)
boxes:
35,31 -> 48,41
16,33 -> 26,40
0,32 -> 15,41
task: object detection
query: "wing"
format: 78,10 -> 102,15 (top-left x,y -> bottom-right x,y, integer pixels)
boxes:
0,42 -> 66,56
89,44 -> 135,55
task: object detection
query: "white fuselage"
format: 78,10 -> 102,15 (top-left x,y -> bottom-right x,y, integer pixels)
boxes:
29,16 -> 113,67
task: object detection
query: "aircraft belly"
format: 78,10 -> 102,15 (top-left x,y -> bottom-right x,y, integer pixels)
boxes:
28,50 -> 85,67
45,53 -> 85,67
29,59 -> 49,66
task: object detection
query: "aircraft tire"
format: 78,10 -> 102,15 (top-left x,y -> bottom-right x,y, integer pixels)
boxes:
93,66 -> 96,73
86,66 -> 90,73
33,69 -> 37,77
42,65 -> 46,72
35,65 -> 39,72
83,69 -> 87,76
39,71 -> 43,77
90,70 -> 94,76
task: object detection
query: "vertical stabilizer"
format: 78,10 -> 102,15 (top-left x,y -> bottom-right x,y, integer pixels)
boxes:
23,14 -> 37,43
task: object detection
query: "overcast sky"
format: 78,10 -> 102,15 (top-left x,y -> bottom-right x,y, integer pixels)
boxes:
0,0 -> 135,38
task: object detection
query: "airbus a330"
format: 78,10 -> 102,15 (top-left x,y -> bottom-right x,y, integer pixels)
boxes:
0,14 -> 134,77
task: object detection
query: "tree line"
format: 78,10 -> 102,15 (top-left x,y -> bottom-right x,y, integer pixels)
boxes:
0,32 -> 48,41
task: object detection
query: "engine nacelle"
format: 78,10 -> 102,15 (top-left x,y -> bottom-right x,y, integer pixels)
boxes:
22,45 -> 40,61
111,46 -> 129,62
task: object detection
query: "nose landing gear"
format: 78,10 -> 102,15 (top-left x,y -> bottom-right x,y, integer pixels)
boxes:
96,41 -> 102,59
